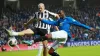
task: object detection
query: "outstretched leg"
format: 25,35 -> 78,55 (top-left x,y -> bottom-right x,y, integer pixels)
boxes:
46,30 -> 68,56
5,28 -> 34,36
48,40 -> 60,56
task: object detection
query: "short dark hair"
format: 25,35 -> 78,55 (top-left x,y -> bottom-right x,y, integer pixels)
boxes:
57,10 -> 64,14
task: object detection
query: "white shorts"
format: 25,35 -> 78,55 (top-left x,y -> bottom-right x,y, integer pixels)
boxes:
51,30 -> 68,44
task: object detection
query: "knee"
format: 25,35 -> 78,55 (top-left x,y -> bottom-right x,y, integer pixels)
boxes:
48,48 -> 54,55
42,40 -> 48,49
48,50 -> 53,55
45,34 -> 52,39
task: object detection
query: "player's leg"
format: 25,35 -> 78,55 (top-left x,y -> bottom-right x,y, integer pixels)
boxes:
37,42 -> 43,56
22,35 -> 48,46
23,28 -> 48,46
27,30 -> 67,44
23,28 -> 48,56
37,28 -> 48,56
42,40 -> 48,56
48,40 -> 60,56
46,30 -> 68,56
43,34 -> 59,56
5,28 -> 34,36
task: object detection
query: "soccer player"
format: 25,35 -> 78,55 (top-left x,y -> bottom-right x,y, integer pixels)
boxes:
38,10 -> 96,56
5,3 -> 59,56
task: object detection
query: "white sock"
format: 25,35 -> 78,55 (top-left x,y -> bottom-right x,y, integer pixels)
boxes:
51,40 -> 59,50
37,43 -> 43,56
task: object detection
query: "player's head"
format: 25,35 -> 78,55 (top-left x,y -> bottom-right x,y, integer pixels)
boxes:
38,3 -> 45,12
57,10 -> 65,18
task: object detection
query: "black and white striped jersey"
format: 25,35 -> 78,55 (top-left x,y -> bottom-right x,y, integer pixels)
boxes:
33,9 -> 57,30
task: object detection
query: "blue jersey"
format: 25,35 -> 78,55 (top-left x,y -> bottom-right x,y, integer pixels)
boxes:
41,16 -> 91,38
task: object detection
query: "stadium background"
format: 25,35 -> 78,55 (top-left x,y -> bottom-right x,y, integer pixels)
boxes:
0,0 -> 100,56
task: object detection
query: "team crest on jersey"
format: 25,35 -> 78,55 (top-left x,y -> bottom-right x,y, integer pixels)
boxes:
58,22 -> 63,26
60,22 -> 63,26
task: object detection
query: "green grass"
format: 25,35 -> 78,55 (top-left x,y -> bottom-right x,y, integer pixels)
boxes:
0,46 -> 100,56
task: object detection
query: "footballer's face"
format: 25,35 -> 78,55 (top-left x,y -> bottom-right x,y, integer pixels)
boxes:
58,10 -> 65,18
38,4 -> 45,12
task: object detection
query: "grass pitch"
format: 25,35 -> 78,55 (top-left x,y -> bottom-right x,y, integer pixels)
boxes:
0,46 -> 100,56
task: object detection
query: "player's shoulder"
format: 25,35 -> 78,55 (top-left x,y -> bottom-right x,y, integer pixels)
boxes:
44,9 -> 50,13
66,16 -> 73,19
65,16 -> 76,22
66,16 -> 74,20
44,9 -> 49,11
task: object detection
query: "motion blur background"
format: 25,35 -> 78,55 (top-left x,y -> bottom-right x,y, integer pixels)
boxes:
0,0 -> 100,49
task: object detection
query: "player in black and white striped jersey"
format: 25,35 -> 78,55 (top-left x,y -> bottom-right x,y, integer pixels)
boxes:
33,9 -> 58,56
25,3 -> 59,56
5,3 -> 59,56
34,10 -> 57,29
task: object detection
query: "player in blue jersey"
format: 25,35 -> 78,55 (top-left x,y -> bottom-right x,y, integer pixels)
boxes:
38,10 -> 96,56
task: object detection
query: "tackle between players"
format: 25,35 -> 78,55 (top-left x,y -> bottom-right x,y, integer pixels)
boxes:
39,10 -> 96,56
4,3 -> 59,56
4,10 -> 96,56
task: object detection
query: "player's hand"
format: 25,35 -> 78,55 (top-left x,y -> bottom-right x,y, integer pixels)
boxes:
56,14 -> 60,19
39,18 -> 42,21
90,28 -> 97,32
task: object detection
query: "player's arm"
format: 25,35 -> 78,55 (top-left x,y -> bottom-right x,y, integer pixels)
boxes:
24,16 -> 34,27
48,18 -> 59,31
48,11 -> 60,19
40,18 -> 58,26
68,17 -> 96,31
24,12 -> 37,27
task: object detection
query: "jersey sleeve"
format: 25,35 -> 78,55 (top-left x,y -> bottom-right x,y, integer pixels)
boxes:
47,10 -> 57,17
48,18 -> 53,21
68,17 -> 91,30
41,19 -> 58,26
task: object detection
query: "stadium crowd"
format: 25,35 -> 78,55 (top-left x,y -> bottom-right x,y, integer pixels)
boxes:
0,5 -> 100,46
